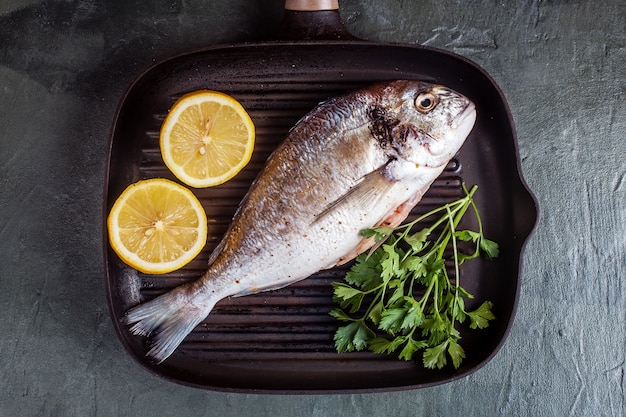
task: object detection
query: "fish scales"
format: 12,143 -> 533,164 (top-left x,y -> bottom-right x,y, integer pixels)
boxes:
125,80 -> 477,362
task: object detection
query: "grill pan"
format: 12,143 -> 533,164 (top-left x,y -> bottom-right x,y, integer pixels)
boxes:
104,0 -> 538,393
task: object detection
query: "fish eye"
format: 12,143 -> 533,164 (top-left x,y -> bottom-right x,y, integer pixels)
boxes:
415,92 -> 439,114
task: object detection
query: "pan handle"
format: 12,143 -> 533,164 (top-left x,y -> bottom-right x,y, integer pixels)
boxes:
278,0 -> 359,40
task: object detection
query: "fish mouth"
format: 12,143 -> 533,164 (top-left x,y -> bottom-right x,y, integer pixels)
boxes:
451,102 -> 477,130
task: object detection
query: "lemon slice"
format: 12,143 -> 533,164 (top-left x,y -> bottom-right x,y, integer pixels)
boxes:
160,90 -> 255,188
107,178 -> 208,274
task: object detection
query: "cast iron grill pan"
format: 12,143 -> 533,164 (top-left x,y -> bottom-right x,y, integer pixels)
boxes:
104,14 -> 537,393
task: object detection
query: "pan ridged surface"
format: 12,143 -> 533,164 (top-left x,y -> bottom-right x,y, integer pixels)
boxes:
105,42 -> 536,392
138,85 -> 464,358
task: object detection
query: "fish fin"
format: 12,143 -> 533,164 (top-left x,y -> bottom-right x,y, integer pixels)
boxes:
313,165 -> 395,225
124,286 -> 217,363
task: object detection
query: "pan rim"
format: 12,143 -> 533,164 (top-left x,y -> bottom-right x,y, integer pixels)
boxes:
103,39 -> 539,393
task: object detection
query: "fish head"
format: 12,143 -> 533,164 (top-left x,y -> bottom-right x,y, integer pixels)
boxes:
375,81 -> 477,168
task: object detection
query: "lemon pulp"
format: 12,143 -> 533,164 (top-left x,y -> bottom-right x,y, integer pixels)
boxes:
107,178 -> 208,274
160,90 -> 255,188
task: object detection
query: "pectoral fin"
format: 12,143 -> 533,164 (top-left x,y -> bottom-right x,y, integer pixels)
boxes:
312,165 -> 394,225
312,159 -> 418,225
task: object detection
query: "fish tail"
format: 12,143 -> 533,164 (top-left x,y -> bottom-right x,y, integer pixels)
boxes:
124,285 -> 217,363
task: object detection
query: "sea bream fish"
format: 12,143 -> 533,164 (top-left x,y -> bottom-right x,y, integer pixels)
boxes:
125,80 -> 477,363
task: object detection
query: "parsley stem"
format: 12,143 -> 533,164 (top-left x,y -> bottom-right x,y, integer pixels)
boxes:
417,272 -> 435,310
463,184 -> 481,226
446,204 -> 461,328
366,286 -> 384,315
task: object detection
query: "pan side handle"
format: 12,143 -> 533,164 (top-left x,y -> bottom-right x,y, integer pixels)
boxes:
278,0 -> 359,40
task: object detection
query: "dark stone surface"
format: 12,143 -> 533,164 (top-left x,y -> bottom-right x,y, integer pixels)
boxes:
0,0 -> 623,415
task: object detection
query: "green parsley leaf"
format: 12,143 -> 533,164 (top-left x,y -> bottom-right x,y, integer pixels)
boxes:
380,244 -> 401,282
455,230 -> 481,242
401,305 -> 424,330
385,280 -> 405,308
480,238 -> 500,259
402,255 -> 428,279
399,337 -> 428,361
329,308 -> 354,322
456,286 -> 474,299
426,257 -> 446,276
361,226 -> 394,242
467,301 -> 496,329
447,338 -> 466,369
344,252 -> 382,290
452,295 -> 467,323
423,340 -> 449,369
334,321 -> 375,352
369,336 -> 405,354
403,228 -> 430,252
367,300 -> 384,325
422,314 -> 447,336
379,307 -> 406,333
332,282 -> 365,313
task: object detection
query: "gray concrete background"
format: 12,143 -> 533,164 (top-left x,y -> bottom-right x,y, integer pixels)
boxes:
0,0 -> 623,416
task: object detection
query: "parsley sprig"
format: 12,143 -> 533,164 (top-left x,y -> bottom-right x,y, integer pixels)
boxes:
330,184 -> 499,369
